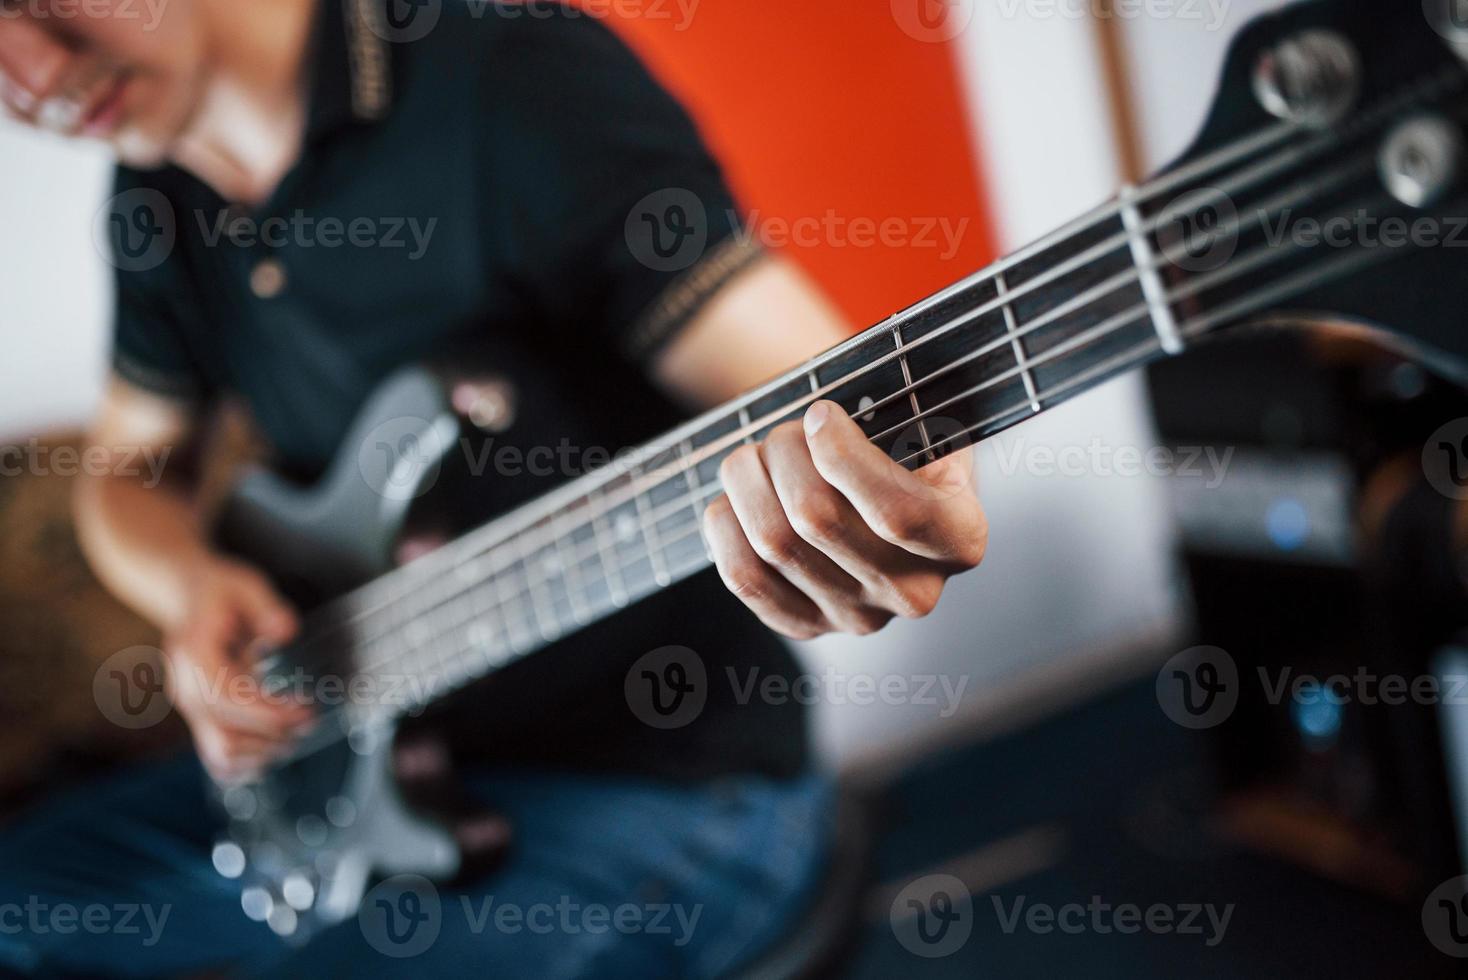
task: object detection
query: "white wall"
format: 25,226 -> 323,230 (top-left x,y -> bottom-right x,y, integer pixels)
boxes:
1120,0 -> 1289,169
0,128 -> 113,441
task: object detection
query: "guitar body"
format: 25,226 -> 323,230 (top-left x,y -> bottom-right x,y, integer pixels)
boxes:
214,368 -> 478,940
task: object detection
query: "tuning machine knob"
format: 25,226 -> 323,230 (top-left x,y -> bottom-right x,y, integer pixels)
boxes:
1424,0 -> 1468,63
1380,114 -> 1463,209
1253,29 -> 1361,128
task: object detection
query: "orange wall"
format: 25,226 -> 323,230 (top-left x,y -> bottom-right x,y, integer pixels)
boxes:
595,1 -> 997,331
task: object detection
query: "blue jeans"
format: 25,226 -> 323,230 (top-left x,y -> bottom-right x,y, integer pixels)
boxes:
0,756 -> 833,978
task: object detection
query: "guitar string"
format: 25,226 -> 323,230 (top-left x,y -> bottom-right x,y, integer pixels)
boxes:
272,183 -> 1406,758
300,144 -> 1383,678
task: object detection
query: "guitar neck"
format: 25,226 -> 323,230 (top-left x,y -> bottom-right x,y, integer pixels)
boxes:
335,81 -> 1433,716
333,194 -> 1198,719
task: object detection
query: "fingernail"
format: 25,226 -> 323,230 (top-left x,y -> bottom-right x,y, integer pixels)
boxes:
805,401 -> 832,436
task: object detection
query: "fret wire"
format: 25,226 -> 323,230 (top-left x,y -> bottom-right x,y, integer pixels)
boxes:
680,440 -> 706,530
514,534 -> 561,643
892,321 -> 934,462
553,510 -> 591,625
588,489 -> 629,608
491,552 -> 535,655
421,591 -> 463,684
313,135 -> 1394,673
466,578 -> 503,668
995,270 -> 1042,413
632,480 -> 671,588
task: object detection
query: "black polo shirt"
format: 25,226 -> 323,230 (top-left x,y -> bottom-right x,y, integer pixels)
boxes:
106,0 -> 807,781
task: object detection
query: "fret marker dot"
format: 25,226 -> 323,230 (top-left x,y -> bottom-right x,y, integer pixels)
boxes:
858,396 -> 876,422
615,514 -> 637,543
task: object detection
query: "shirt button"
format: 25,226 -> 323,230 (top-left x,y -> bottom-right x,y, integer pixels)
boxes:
451,378 -> 518,433
250,258 -> 288,299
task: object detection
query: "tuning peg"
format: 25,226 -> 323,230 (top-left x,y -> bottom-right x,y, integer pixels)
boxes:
1253,29 -> 1361,128
1424,0 -> 1468,62
1380,114 -> 1463,209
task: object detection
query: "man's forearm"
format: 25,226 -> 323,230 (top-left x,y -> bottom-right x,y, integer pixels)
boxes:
74,470 -> 214,633
653,257 -> 851,409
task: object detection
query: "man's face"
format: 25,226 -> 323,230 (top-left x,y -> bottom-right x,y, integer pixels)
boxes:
0,0 -> 207,167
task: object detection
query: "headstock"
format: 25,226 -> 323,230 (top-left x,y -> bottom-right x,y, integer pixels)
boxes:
1148,0 -> 1468,381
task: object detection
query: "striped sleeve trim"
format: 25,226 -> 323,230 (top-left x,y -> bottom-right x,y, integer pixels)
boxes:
622,235 -> 767,362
